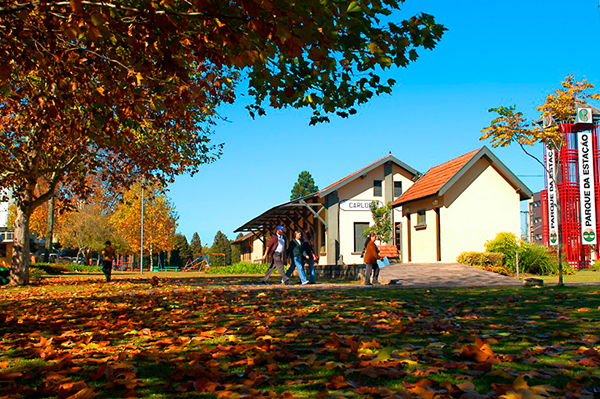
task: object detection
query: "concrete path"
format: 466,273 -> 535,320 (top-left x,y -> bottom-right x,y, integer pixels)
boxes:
378,263 -> 522,288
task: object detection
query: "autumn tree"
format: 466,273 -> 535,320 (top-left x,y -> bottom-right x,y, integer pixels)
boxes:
480,76 -> 600,285
0,0 -> 445,284
211,231 -> 232,266
291,171 -> 319,200
55,203 -> 120,265
111,182 -> 178,270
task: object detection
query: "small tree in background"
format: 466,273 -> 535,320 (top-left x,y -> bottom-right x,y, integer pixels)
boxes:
291,171 -> 319,200
365,201 -> 393,243
231,233 -> 243,264
170,233 -> 191,267
211,231 -> 232,266
189,233 -> 203,258
480,75 -> 600,285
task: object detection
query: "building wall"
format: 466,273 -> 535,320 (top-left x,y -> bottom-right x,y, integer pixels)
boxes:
440,159 -> 521,262
0,201 -> 8,229
528,191 -> 543,244
251,238 -> 264,262
336,163 -> 415,265
403,204 -> 438,263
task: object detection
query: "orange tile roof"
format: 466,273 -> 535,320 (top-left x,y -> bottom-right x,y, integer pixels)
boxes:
319,154 -> 391,194
392,148 -> 481,206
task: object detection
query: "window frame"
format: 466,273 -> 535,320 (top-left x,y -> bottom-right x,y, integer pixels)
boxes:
373,180 -> 382,197
353,222 -> 370,253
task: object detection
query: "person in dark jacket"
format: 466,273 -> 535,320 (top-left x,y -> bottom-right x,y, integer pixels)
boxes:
302,230 -> 317,284
363,232 -> 381,285
285,230 -> 309,285
262,225 -> 290,285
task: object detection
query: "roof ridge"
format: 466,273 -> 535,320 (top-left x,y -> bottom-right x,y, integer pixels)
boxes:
429,147 -> 481,170
318,152 -> 394,194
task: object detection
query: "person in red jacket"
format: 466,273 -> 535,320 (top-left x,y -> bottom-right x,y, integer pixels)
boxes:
363,232 -> 381,286
262,225 -> 290,285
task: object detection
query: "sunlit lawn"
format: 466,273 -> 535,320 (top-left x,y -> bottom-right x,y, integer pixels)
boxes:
0,277 -> 598,398
520,269 -> 600,285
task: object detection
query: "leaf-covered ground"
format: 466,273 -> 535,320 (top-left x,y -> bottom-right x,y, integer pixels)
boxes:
0,277 -> 599,398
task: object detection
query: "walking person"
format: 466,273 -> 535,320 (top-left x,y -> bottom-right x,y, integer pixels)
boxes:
302,230 -> 317,284
285,230 -> 309,285
363,232 -> 381,286
102,240 -> 116,282
262,225 -> 290,285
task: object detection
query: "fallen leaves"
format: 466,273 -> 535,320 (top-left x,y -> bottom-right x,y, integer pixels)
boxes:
0,280 -> 598,397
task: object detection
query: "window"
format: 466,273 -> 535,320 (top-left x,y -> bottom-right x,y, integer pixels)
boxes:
354,222 -> 369,253
320,223 -> 326,253
394,181 -> 403,198
373,180 -> 382,197
0,243 -> 6,258
417,210 -> 426,226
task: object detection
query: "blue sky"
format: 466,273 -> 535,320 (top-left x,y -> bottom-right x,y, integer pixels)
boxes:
168,0 -> 600,245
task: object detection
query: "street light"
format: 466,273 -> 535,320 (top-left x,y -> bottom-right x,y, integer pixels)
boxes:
140,184 -> 144,273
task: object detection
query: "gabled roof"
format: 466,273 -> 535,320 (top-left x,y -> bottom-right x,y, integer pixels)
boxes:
234,192 -> 319,233
234,153 -> 420,233
392,146 -> 532,206
318,153 -> 420,198
232,232 -> 253,244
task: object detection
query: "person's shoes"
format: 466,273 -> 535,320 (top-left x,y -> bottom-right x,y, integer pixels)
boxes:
372,281 -> 379,285
364,282 -> 372,286
262,280 -> 270,285
301,281 -> 309,285
282,279 -> 290,285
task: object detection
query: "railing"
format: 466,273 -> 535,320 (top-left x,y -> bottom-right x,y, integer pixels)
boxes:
0,231 -> 14,241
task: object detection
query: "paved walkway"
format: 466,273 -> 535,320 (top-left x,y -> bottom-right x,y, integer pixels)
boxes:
378,263 -> 522,288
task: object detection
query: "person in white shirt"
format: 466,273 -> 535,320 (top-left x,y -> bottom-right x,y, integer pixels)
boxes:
262,225 -> 289,285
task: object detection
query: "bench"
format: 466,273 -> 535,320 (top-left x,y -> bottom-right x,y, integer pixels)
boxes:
161,265 -> 180,272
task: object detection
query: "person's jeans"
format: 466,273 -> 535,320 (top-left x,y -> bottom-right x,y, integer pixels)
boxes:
305,258 -> 316,283
286,256 -> 308,284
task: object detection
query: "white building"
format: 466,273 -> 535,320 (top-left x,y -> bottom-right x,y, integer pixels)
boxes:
236,147 -> 533,265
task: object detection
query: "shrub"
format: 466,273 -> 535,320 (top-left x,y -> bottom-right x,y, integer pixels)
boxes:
33,262 -> 101,274
29,267 -> 46,283
485,232 -> 519,272
592,260 -> 600,272
204,262 -> 269,275
32,262 -> 70,274
517,242 -> 559,276
456,251 -> 505,269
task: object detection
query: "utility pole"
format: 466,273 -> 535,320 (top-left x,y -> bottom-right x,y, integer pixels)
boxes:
43,195 -> 55,262
140,185 -> 144,273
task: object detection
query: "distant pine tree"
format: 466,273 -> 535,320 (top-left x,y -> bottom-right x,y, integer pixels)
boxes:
211,231 -> 232,266
231,233 -> 243,264
291,171 -> 319,200
189,232 -> 203,257
170,233 -> 191,266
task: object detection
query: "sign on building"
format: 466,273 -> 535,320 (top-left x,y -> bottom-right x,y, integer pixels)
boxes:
576,108 -> 593,124
578,132 -> 597,245
340,200 -> 382,211
546,149 -> 558,246
542,114 -> 555,128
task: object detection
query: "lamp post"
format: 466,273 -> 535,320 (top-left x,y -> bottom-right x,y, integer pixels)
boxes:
140,184 -> 144,273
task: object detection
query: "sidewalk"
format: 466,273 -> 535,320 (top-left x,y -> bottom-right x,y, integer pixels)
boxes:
379,262 -> 522,287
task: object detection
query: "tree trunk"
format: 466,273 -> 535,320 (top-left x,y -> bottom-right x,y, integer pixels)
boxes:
11,206 -> 32,285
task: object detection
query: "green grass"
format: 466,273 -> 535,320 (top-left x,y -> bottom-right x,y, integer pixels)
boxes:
0,279 -> 598,398
523,269 -> 600,284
